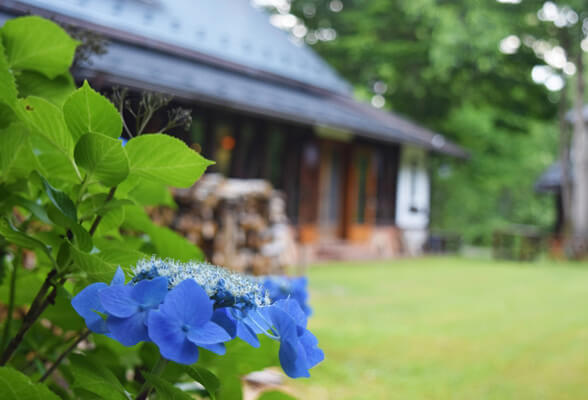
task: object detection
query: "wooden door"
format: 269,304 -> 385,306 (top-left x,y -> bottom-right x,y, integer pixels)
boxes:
317,141 -> 346,240
345,146 -> 378,242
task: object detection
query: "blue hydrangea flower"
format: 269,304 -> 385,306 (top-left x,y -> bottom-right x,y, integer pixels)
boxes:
211,307 -> 268,348
267,299 -> 324,378
71,257 -> 324,378
262,276 -> 312,316
71,267 -> 125,334
131,257 -> 270,309
147,279 -> 231,364
98,276 -> 168,346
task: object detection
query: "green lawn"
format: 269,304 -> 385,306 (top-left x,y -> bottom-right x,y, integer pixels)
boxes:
291,257 -> 588,400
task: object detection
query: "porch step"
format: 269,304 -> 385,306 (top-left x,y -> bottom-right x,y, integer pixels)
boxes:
313,241 -> 385,261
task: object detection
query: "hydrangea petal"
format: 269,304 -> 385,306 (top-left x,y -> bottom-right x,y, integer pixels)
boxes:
299,330 -> 324,368
107,312 -> 149,346
99,284 -> 137,318
268,306 -> 298,342
187,321 -> 231,345
236,321 -> 260,348
199,342 -> 226,355
160,279 -> 213,326
130,277 -> 169,308
148,310 -> 199,364
243,308 -> 272,334
274,299 -> 307,329
110,267 -> 125,285
211,308 -> 237,339
279,340 -> 310,378
71,282 -> 108,334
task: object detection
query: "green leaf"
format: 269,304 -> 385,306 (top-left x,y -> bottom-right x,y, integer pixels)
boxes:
0,103 -> 16,128
0,122 -> 36,182
198,336 -> 280,400
12,195 -> 51,225
0,270 -> 42,306
0,186 -> 51,224
184,366 -> 220,400
126,134 -> 214,188
0,217 -> 49,253
0,39 -> 17,107
122,205 -> 154,231
72,388 -> 104,399
69,245 -> 124,282
88,206 -> 125,237
38,174 -> 77,221
45,212 -> 92,252
79,193 -> 133,219
1,16 -> 79,79
69,354 -> 127,400
148,225 -> 204,262
56,241 -> 71,267
74,133 -> 129,186
15,70 -> 76,107
127,179 -> 176,207
0,255 -> 5,287
29,134 -> 79,183
0,367 -> 60,399
15,96 -> 74,158
71,223 -> 93,252
122,205 -> 204,262
258,392 -> 297,400
95,243 -> 145,270
63,80 -> 122,140
142,372 -> 193,400
41,286 -> 84,331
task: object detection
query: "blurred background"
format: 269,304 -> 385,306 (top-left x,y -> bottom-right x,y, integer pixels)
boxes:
2,0 -> 588,398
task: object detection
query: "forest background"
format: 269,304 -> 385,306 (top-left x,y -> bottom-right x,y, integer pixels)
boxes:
268,0 -> 588,245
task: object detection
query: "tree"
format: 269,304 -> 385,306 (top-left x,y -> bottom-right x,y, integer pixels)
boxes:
507,1 -> 588,257
275,0 -> 562,244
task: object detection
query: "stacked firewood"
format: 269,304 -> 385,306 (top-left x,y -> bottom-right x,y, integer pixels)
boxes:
148,174 -> 298,275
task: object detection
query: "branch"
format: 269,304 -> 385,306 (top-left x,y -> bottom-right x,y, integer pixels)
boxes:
88,187 -> 117,236
0,251 -> 20,352
0,270 -> 58,365
39,329 -> 90,383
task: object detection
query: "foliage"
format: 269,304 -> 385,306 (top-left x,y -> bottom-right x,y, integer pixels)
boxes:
0,15 -> 260,399
286,0 -> 581,243
0,17 -> 323,399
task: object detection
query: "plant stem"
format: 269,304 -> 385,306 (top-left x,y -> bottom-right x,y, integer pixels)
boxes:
135,356 -> 168,400
0,184 -> 117,365
76,174 -> 89,205
89,186 -> 117,236
39,329 -> 90,383
0,268 -> 58,365
136,110 -> 153,136
0,251 -> 19,352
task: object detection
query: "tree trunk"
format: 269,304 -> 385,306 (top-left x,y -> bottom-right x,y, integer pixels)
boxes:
558,84 -> 572,238
570,49 -> 588,257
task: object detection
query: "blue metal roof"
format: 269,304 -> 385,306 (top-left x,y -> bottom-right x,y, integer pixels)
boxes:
8,0 -> 351,95
77,41 -> 415,144
0,2 -> 468,157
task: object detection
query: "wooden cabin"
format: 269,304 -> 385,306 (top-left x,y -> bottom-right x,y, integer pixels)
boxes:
0,0 -> 468,258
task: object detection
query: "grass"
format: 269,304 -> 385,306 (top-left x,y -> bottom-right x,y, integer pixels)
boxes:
290,257 -> 588,400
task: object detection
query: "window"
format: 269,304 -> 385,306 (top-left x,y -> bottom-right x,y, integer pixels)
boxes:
264,125 -> 285,186
356,153 -> 368,224
189,117 -> 204,153
409,159 -> 418,213
375,146 -> 399,224
214,122 -> 235,176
